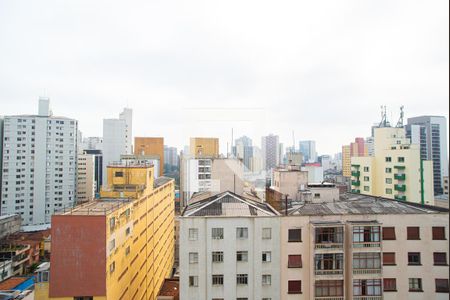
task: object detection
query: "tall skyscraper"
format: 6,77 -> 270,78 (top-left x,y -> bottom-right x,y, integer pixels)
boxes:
234,135 -> 253,170
299,140 -> 317,163
164,146 -> 179,168
0,98 -> 78,225
261,134 -> 279,171
102,108 -> 132,186
406,116 -> 448,195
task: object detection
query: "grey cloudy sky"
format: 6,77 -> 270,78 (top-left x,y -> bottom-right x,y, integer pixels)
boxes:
0,0 -> 448,155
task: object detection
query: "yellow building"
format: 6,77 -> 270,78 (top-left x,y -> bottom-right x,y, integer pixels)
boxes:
342,145 -> 351,177
342,138 -> 368,177
351,127 -> 434,205
190,137 -> 219,158
36,164 -> 175,300
134,137 -> 165,176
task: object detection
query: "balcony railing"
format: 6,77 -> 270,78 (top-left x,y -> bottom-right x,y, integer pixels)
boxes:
394,184 -> 406,192
352,242 -> 381,248
353,296 -> 382,300
352,181 -> 361,186
353,268 -> 382,275
351,171 -> 360,177
315,243 -> 344,250
394,173 -> 406,180
351,189 -> 360,194
394,165 -> 405,169
315,269 -> 344,276
394,195 -> 406,201
315,297 -> 344,300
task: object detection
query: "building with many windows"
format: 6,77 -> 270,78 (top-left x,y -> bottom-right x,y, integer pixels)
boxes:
351,126 -> 434,205
0,98 -> 77,225
76,152 -> 96,203
180,191 -> 281,300
38,164 -> 175,300
134,137 -> 165,176
262,134 -> 280,171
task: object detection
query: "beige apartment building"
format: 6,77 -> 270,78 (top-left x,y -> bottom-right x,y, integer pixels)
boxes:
281,193 -> 449,300
351,126 -> 434,205
190,137 -> 219,158
76,152 -> 96,203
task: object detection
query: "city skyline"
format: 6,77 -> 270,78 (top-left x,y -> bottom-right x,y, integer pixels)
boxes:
0,1 -> 448,155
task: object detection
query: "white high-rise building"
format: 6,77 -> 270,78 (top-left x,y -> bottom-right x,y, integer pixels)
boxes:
299,140 -> 317,163
102,108 -> 132,186
0,98 -> 78,225
262,134 -> 279,171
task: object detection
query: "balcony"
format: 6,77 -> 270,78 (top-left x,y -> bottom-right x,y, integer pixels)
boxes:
352,181 -> 361,186
315,297 -> 344,300
315,269 -> 344,276
352,242 -> 381,248
394,195 -> 406,201
351,171 -> 361,177
353,268 -> 382,275
394,165 -> 405,170
315,243 -> 344,250
394,173 -> 406,180
353,297 -> 382,300
351,189 -> 360,194
394,184 -> 406,192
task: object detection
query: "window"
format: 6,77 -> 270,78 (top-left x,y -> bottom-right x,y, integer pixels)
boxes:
363,176 -> 369,181
125,227 -> 131,236
109,217 -> 115,231
352,226 -> 380,243
383,252 -> 396,265
385,168 -> 392,173
262,251 -> 271,262
189,252 -> 199,264
383,278 -> 397,292
408,252 -> 421,265
288,255 -> 302,268
385,178 -> 392,184
212,275 -> 223,285
288,280 -> 302,294
189,228 -> 198,241
435,279 -> 449,293
125,246 -> 130,256
363,167 -> 369,172
434,252 -> 447,265
109,239 -> 116,251
115,171 -> 124,177
385,188 -> 392,194
288,229 -> 301,242
262,274 -> 271,285
353,279 -> 382,296
237,251 -> 248,262
74,297 -> 93,300
432,227 -> 446,240
363,186 -> 370,191
212,251 -> 223,263
189,276 -> 198,287
212,228 -> 224,239
382,227 -> 396,240
408,278 -> 422,292
315,227 -> 343,244
109,261 -> 115,274
315,280 -> 343,297
314,193 -> 321,198
236,274 -> 248,285
262,228 -> 272,239
353,253 -> 381,269
385,157 -> 392,162
398,157 -> 405,162
407,227 -> 420,240
236,227 -> 248,239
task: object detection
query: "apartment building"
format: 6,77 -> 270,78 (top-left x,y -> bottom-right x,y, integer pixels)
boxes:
180,191 -> 281,300
1,98 -> 77,225
180,157 -> 245,206
299,140 -> 317,163
39,164 -> 175,300
134,137 -> 165,176
281,193 -> 449,300
342,138 -> 369,177
190,137 -> 219,158
351,126 -> 434,205
262,134 -> 280,171
76,152 -> 96,203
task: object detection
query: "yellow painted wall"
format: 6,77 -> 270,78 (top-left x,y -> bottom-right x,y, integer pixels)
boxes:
190,137 -> 219,158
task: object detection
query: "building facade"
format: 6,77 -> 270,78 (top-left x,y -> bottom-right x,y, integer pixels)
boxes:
342,138 -> 369,177
190,137 -> 219,158
262,134 -> 280,171
180,191 -> 281,300
76,152 -> 96,203
351,127 -> 434,205
102,108 -> 132,186
1,98 -> 77,225
45,164 -> 175,300
134,137 -> 165,176
406,116 -> 448,195
299,140 -> 317,163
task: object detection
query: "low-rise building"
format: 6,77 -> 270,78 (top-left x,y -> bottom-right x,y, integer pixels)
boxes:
180,191 -> 281,300
0,215 -> 21,240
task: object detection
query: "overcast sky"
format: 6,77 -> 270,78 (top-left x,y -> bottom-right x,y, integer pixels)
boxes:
0,0 -> 448,155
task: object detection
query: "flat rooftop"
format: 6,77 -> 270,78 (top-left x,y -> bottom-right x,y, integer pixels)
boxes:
58,199 -> 131,216
154,176 -> 173,188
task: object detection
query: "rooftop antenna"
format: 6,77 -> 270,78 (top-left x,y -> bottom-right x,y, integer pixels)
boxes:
379,105 -> 389,128
396,105 -> 404,128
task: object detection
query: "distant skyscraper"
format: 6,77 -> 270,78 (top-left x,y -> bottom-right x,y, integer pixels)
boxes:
234,136 -> 253,170
299,140 -> 317,163
164,146 -> 179,167
261,134 -> 279,170
102,108 -> 132,186
342,137 -> 368,177
81,136 -> 103,151
406,116 -> 448,195
1,98 -> 78,225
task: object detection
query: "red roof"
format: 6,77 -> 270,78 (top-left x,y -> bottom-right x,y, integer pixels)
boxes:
158,278 -> 179,300
0,277 -> 28,290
